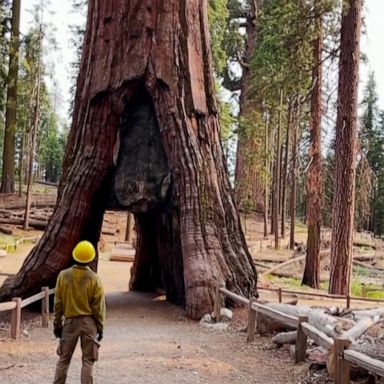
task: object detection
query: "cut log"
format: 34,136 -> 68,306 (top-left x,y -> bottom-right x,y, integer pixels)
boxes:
0,227 -> 13,235
261,303 -> 355,337
109,247 -> 135,262
0,218 -> 47,230
101,229 -> 116,236
262,255 -> 306,276
109,255 -> 135,262
344,316 -> 380,340
351,340 -> 384,362
272,330 -> 297,345
352,309 -> 384,321
353,260 -> 384,271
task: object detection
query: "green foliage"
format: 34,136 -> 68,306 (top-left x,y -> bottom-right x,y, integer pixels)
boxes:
68,0 -> 87,114
208,0 -> 230,75
14,2 -> 66,185
358,72 -> 384,235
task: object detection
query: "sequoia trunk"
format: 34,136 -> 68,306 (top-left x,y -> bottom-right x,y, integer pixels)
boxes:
0,0 -> 257,319
329,0 -> 362,294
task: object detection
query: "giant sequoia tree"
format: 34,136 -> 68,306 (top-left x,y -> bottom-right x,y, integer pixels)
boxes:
0,0 -> 257,318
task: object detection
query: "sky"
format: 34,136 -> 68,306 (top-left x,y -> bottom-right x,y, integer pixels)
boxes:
361,0 -> 384,108
20,0 -> 384,118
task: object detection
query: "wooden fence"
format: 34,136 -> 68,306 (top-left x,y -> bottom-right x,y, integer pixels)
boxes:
0,286 -> 54,339
0,235 -> 39,253
215,285 -> 384,384
257,286 -> 384,309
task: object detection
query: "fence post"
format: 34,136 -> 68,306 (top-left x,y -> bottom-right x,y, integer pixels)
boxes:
334,337 -> 351,384
278,288 -> 282,303
42,286 -> 50,327
346,294 -> 350,309
11,297 -> 22,339
247,299 -> 257,342
295,316 -> 308,363
214,284 -> 221,323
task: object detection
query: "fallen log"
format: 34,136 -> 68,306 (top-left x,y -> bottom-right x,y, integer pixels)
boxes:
353,260 -> 384,272
0,227 -> 12,235
262,250 -> 329,277
260,303 -> 355,337
262,255 -> 306,276
272,331 -> 297,345
352,309 -> 384,321
0,218 -> 47,230
101,229 -> 116,236
0,201 -> 56,210
344,316 -> 380,340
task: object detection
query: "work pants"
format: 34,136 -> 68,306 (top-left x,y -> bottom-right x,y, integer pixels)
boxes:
53,316 -> 99,384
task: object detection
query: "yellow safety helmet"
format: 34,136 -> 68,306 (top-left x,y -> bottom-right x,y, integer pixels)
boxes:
72,241 -> 96,264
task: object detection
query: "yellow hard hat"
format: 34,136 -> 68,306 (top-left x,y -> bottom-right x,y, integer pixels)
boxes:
72,241 -> 96,264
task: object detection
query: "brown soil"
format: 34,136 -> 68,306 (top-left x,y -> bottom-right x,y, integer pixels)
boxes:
0,193 -> 382,383
0,254 -> 312,383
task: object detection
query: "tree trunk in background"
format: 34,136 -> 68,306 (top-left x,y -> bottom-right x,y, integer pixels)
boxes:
264,114 -> 269,239
329,0 -> 362,295
302,16 -> 323,289
271,160 -> 276,235
0,0 -> 257,319
24,24 -> 42,230
234,1 -> 264,213
0,0 -> 20,194
281,103 -> 291,240
125,212 -> 133,243
274,90 -> 283,249
289,101 -> 299,250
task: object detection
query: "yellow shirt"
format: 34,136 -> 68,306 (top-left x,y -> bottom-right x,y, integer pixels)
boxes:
54,265 -> 106,332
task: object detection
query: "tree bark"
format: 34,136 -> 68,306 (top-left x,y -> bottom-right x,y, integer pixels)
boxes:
24,24 -> 42,230
274,90 -> 283,249
281,102 -> 292,240
302,15 -> 323,289
0,0 -> 257,319
289,100 -> 299,250
329,0 -> 362,295
124,211 -> 133,243
0,0 -> 21,194
263,113 -> 269,239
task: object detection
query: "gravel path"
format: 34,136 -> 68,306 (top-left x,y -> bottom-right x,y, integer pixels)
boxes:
1,255 -> 312,383
0,289 -> 312,384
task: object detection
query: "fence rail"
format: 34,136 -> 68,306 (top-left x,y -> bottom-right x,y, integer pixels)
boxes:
0,286 -> 54,339
0,235 -> 39,254
257,286 -> 384,308
216,285 -> 384,384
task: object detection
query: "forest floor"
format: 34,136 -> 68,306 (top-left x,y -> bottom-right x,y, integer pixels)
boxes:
1,188 -> 384,383
0,253 -> 315,384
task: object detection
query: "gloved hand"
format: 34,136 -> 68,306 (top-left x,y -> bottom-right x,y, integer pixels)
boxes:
96,331 -> 103,342
54,326 -> 63,339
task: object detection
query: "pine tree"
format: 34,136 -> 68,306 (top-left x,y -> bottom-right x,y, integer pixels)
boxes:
0,0 -> 21,193
329,0 -> 362,295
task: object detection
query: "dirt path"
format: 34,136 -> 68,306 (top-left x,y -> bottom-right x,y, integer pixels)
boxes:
1,290 -> 311,384
1,257 -> 311,384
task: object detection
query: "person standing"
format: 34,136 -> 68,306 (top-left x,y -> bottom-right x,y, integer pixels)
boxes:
53,240 -> 106,384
